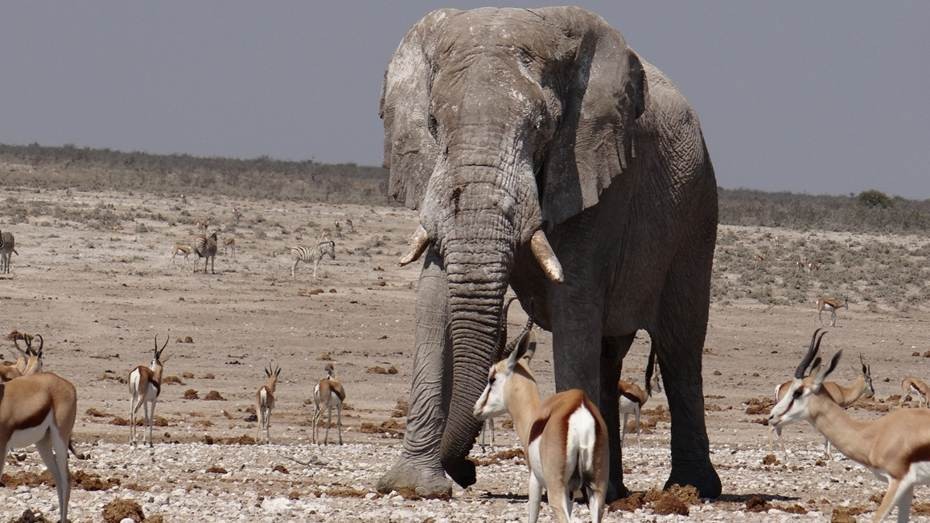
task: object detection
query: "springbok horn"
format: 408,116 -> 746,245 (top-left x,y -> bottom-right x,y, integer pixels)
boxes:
795,328 -> 825,379
161,332 -> 170,352
35,334 -> 43,357
530,230 -> 564,283
399,225 -> 429,267
503,316 -> 534,358
154,334 -> 159,354
12,337 -> 26,356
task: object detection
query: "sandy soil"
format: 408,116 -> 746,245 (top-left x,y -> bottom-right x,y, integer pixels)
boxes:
1,187 -> 929,521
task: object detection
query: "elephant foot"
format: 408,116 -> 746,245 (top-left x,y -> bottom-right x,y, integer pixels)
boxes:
606,480 -> 631,503
377,458 -> 452,499
442,456 -> 476,489
665,460 -> 721,499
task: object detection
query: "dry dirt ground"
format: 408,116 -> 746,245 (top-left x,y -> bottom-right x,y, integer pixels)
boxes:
2,187 -> 930,521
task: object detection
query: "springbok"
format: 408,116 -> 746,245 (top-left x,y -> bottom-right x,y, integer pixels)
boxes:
1,334 -> 43,381
901,377 -> 930,408
817,296 -> 848,327
256,361 -> 281,444
769,329 -> 930,522
618,379 -> 648,450
0,372 -> 78,522
775,338 -> 873,457
312,363 -> 345,445
474,317 -> 607,523
128,334 -> 169,447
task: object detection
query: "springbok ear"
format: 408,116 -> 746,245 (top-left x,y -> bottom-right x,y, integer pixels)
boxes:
541,26 -> 648,226
381,10 -> 452,209
813,350 -> 843,391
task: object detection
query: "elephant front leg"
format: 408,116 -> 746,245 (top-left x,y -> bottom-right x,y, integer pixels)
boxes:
601,335 -> 635,501
651,327 -> 721,498
377,252 -> 453,498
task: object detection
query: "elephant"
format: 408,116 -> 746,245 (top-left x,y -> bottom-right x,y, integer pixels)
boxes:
376,6 -> 720,501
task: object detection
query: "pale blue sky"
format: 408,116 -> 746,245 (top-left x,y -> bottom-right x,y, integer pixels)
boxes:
1,2 -> 928,197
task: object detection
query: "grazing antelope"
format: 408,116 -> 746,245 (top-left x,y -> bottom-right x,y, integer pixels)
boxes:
0,229 -> 18,274
223,237 -> 237,256
194,231 -> 218,274
769,331 -> 930,522
901,377 -> 930,408
1,334 -> 44,381
0,372 -> 78,523
312,363 -> 345,445
618,379 -> 648,450
289,240 -> 336,280
128,334 -> 169,447
817,295 -> 848,327
171,243 -> 193,264
232,207 -> 242,225
474,317 -> 607,523
256,361 -> 281,444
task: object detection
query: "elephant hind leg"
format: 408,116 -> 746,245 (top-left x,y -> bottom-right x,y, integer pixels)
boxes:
601,335 -> 635,502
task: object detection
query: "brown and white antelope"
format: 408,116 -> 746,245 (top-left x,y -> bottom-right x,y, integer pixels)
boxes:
312,363 -> 345,445
817,295 -> 848,327
474,318 -> 607,523
223,237 -> 237,256
618,379 -> 648,450
0,229 -> 17,274
775,337 -> 874,457
0,371 -> 78,523
769,330 -> 930,522
171,243 -> 193,264
128,334 -> 169,447
256,361 -> 281,444
901,377 -> 930,409
1,334 -> 44,381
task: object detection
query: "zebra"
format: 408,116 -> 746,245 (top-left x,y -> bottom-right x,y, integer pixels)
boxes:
194,232 -> 218,274
289,240 -> 335,280
0,230 -> 18,274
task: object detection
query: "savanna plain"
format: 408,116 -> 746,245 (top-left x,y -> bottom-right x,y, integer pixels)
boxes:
3,158 -> 930,521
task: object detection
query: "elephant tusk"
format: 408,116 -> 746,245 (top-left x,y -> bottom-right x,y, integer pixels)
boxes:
530,230 -> 564,283
399,225 -> 430,266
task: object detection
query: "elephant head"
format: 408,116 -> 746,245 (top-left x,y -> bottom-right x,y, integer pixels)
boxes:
380,7 -> 647,486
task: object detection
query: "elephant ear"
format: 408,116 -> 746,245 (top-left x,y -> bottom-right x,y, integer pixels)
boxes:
379,10 -> 452,210
541,29 -> 648,226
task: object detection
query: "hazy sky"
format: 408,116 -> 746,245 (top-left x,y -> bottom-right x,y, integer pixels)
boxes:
1,2 -> 928,197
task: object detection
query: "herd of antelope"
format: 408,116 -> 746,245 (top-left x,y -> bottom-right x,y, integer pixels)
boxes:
0,328 -> 348,522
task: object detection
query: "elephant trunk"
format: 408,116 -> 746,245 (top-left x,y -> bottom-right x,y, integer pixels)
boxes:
439,236 -> 511,488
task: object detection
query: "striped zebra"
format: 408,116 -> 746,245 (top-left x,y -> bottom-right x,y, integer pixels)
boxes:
0,230 -> 17,274
289,240 -> 335,280
194,232 -> 218,274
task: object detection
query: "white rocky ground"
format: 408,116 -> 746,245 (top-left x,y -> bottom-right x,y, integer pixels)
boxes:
2,436 -> 928,522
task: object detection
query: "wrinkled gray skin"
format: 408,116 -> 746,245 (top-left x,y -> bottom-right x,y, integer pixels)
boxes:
377,7 -> 720,500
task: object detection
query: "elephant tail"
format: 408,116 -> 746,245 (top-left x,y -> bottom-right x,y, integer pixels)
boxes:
645,347 -> 657,396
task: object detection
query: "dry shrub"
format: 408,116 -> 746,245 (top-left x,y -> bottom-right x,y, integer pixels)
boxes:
204,390 -> 226,401
299,288 -> 325,297
124,482 -> 149,492
194,419 -> 214,428
390,399 -> 409,418
10,509 -> 51,523
745,495 -> 771,512
318,352 -> 333,361
641,405 -> 671,422
202,372 -> 215,379
831,506 -> 865,522
202,435 -> 215,445
102,498 -> 145,523
366,365 -> 398,375
183,389 -> 199,400
184,336 -> 194,343
272,464 -> 288,474
608,492 -> 645,512
206,466 -> 227,474
325,485 -> 368,498
745,397 -> 776,415
359,419 -> 404,437
473,448 -> 525,466
288,490 -> 301,500
181,371 -> 195,379
762,454 -> 780,466
913,502 -> 930,514
109,416 -> 136,426
220,434 -> 256,445
162,375 -> 184,385
85,407 -> 109,417
780,504 -> 808,514
1,471 -> 53,488
245,405 -> 257,415
651,492 -> 689,516
73,470 -> 120,491
145,516 -> 165,523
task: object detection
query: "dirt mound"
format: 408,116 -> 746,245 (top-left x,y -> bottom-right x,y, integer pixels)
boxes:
102,498 -> 145,523
473,448 -> 525,466
10,509 -> 51,523
73,470 -> 120,491
744,397 -> 775,415
608,492 -> 645,512
183,389 -> 199,399
204,390 -> 226,401
745,495 -> 770,512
